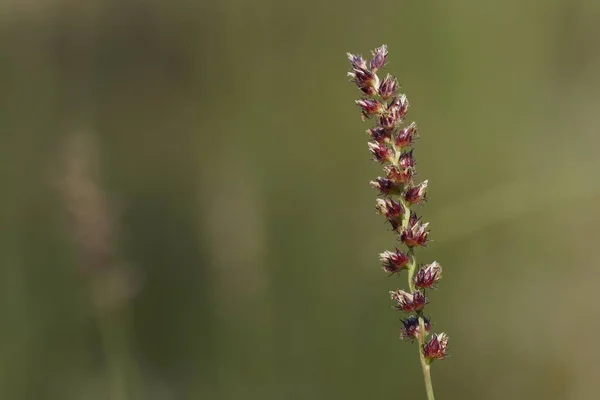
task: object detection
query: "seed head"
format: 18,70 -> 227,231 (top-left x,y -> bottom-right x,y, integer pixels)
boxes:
379,249 -> 410,274
423,333 -> 449,361
414,261 -> 442,289
390,289 -> 428,312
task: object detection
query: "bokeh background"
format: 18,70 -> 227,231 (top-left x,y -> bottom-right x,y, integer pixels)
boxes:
2,0 -> 600,399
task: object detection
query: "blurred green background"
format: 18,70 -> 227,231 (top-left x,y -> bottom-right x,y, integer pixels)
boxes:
2,0 -> 600,399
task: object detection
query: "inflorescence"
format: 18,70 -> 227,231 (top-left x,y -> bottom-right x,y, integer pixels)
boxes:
347,45 -> 449,373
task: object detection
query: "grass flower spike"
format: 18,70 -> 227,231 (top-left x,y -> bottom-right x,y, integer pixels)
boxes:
347,45 -> 448,400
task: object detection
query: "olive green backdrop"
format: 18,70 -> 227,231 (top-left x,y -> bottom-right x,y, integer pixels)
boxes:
2,0 -> 600,399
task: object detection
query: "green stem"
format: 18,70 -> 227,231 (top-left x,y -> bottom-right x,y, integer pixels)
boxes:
418,349 -> 435,400
407,232 -> 436,400
407,249 -> 416,293
417,315 -> 435,400
92,276 -> 139,400
96,305 -> 131,400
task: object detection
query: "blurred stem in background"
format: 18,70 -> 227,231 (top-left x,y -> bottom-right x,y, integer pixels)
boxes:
95,299 -> 137,400
53,2 -> 141,397
60,131 -> 140,400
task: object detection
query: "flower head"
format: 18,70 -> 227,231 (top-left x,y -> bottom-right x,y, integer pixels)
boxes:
378,74 -> 398,100
390,289 -> 428,312
400,213 -> 430,247
349,70 -> 378,96
379,113 -> 399,131
395,122 -> 418,148
347,53 -> 379,96
400,315 -> 431,340
387,95 -> 409,122
404,180 -> 428,205
398,150 -> 416,170
414,261 -> 442,289
379,249 -> 410,274
347,53 -> 367,70
356,99 -> 385,119
368,141 -> 394,164
370,177 -> 401,196
369,45 -> 388,72
367,126 -> 391,143
375,198 -> 404,230
384,165 -> 413,185
423,333 -> 449,361
379,96 -> 408,131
